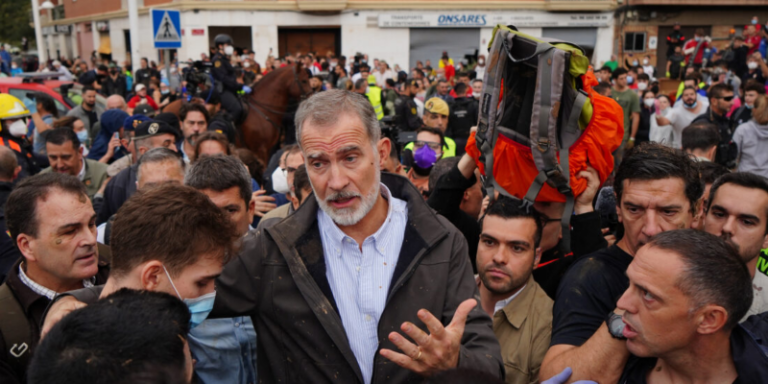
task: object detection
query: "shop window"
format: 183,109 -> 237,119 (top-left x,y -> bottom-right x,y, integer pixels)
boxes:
624,32 -> 646,52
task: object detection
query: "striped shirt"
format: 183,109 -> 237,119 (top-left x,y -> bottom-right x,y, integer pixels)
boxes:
318,184 -> 408,384
18,263 -> 95,300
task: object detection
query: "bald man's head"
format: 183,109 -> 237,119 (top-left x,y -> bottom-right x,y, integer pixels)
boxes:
0,146 -> 20,182
106,95 -> 127,111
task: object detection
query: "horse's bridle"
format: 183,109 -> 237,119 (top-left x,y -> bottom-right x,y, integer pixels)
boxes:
244,66 -> 312,132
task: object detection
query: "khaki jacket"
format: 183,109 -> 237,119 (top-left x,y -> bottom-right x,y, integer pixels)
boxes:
492,276 -> 553,384
42,158 -> 108,200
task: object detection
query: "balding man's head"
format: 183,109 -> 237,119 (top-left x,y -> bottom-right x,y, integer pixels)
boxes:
106,95 -> 127,111
0,146 -> 20,182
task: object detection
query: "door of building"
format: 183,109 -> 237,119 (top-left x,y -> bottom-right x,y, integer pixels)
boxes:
278,27 -> 340,58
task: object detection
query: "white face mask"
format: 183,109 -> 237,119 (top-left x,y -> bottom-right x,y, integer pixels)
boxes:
8,120 -> 27,137
224,45 -> 235,56
643,98 -> 655,108
271,167 -> 290,194
642,59 -> 649,65
243,62 -> 251,68
637,82 -> 648,91
748,62 -> 759,70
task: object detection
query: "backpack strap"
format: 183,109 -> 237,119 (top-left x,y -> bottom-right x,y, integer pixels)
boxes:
0,283 -> 32,374
688,40 -> 705,67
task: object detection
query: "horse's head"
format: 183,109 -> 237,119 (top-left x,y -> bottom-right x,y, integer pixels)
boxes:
289,62 -> 314,101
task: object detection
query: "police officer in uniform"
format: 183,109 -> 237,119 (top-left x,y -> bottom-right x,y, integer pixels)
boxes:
394,78 -> 423,132
211,34 -> 251,124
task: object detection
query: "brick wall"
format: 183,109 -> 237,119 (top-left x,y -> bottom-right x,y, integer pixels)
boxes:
64,0 -> 121,18
617,25 -> 661,67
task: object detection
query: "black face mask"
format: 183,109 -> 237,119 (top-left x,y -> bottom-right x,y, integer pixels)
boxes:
411,163 -> 433,177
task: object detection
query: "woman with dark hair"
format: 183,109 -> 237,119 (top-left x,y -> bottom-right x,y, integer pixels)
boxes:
192,130 -> 233,161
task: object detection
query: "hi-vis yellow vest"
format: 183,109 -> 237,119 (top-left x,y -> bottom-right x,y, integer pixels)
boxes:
366,85 -> 384,120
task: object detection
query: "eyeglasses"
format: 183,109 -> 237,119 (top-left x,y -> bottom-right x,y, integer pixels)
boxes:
718,96 -> 735,102
413,140 -> 442,151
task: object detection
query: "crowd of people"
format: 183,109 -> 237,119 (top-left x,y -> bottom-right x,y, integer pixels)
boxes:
0,18 -> 766,384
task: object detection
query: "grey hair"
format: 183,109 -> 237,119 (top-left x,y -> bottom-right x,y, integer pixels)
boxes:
136,147 -> 186,182
294,89 -> 380,148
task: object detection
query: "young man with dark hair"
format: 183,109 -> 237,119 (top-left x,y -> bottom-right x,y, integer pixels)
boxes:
733,81 -> 767,126
66,85 -> 105,137
690,161 -> 729,231
703,172 -> 768,318
540,142 -> 702,383
656,86 -> 705,148
681,122 -> 720,162
29,289 -> 193,384
0,173 -> 110,383
182,155 -> 260,384
41,128 -> 108,201
692,82 -> 737,167
617,229 -> 764,382
477,196 -> 553,384
177,103 -> 210,163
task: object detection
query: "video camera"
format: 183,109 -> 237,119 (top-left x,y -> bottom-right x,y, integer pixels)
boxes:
379,116 -> 416,160
182,60 -> 215,100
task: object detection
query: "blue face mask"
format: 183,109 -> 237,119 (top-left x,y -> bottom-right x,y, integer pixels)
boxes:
684,100 -> 698,109
76,130 -> 89,144
626,75 -> 634,84
163,265 -> 216,329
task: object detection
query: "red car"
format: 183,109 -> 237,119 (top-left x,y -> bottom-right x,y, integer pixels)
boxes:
0,72 -> 106,115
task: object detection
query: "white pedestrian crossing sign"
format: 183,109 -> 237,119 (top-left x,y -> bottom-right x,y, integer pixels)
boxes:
152,9 -> 182,49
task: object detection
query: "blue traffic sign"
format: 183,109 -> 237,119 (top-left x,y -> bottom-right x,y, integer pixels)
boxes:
152,9 -> 181,49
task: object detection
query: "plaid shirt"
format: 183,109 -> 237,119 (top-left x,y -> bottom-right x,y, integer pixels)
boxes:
18,263 -> 95,300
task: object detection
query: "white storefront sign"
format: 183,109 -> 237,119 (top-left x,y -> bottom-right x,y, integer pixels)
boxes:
379,12 -> 611,28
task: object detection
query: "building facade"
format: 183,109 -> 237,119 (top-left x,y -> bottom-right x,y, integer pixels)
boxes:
614,1 -> 768,77
37,0 -> 617,70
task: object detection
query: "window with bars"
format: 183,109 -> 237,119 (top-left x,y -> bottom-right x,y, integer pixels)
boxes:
624,32 -> 647,52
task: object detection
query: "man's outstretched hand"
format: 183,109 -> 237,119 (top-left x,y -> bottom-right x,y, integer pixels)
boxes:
380,299 -> 477,377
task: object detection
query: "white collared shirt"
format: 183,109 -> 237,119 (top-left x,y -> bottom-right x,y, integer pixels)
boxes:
493,284 -> 527,315
18,263 -> 95,300
77,159 -> 86,182
318,184 -> 408,384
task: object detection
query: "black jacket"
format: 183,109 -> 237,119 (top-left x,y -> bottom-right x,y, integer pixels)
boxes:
0,258 -> 109,383
211,53 -> 243,94
0,182 -> 19,283
103,74 -> 128,98
693,108 -> 738,168
211,172 -> 504,383
134,67 -> 159,89
395,95 -> 423,132
447,97 -> 479,141
426,164 -> 480,272
97,164 -> 137,225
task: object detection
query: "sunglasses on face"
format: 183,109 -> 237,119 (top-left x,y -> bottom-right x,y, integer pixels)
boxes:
719,96 -> 735,102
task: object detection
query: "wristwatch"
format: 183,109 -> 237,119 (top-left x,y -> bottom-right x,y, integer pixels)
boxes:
605,311 -> 627,340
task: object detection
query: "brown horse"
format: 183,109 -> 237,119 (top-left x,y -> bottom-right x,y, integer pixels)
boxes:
162,64 -> 313,163
240,63 -> 313,163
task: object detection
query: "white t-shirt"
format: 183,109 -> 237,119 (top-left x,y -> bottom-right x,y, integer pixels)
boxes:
665,106 -> 702,149
373,70 -> 393,88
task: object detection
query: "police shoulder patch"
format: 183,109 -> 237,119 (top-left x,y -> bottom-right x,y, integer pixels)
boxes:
214,60 -> 222,68
411,107 -> 417,115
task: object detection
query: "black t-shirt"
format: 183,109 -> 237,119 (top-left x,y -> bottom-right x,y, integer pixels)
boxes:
667,55 -> 685,79
550,245 -> 633,347
84,107 -> 98,130
619,355 -> 743,384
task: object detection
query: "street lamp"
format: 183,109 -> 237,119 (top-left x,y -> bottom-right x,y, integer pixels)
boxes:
40,1 -> 55,10
31,0 -> 49,63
